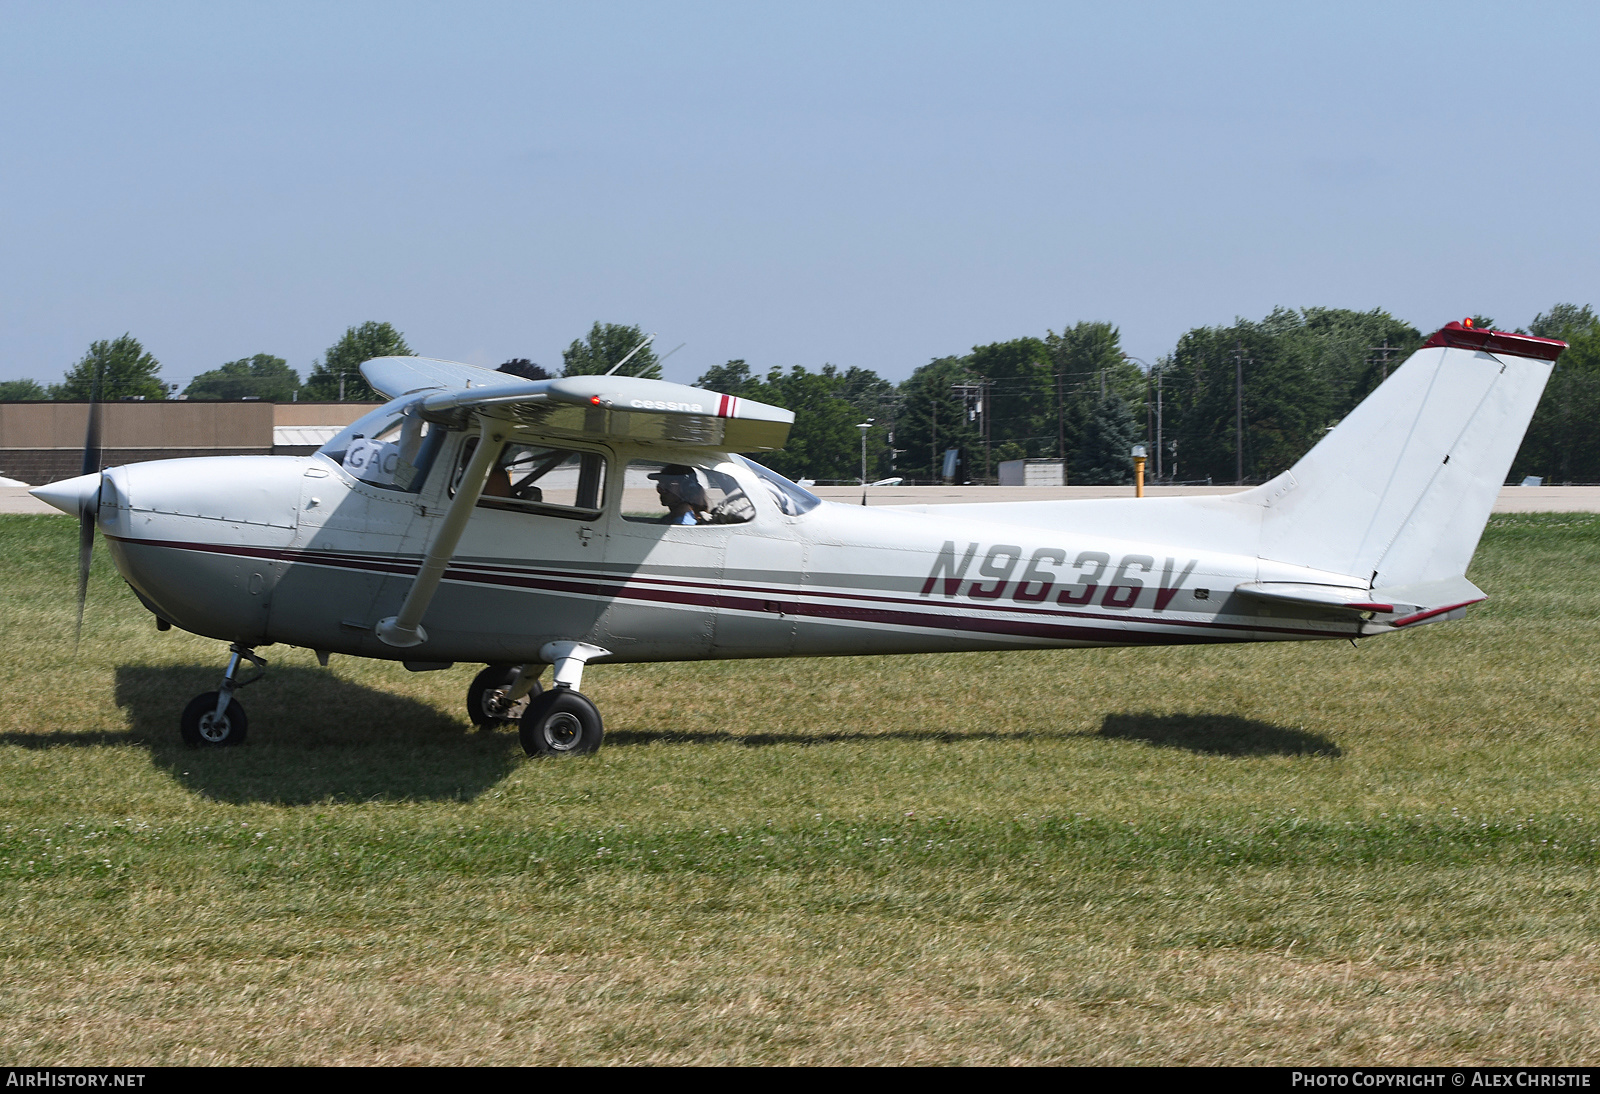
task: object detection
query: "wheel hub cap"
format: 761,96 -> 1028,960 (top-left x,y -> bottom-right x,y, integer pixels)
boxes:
544,712 -> 581,750
198,713 -> 229,743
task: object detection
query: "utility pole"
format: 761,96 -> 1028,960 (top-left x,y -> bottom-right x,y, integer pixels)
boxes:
1365,339 -> 1402,384
1231,339 -> 1251,485
952,380 -> 988,483
982,378 -> 991,482
1561,369 -> 1571,483
1056,368 -> 1066,460
876,393 -> 904,474
1146,372 -> 1153,467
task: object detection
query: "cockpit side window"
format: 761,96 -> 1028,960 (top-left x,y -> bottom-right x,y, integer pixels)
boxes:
317,398 -> 444,494
622,459 -> 756,525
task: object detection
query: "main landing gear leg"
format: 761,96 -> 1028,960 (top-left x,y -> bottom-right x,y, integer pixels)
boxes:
518,641 -> 609,757
180,644 -> 266,747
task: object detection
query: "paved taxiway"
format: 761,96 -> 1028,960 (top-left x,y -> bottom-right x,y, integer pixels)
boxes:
812,484 -> 1600,512
6,482 -> 1600,516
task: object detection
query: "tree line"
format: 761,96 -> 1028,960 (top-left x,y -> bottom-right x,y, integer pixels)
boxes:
687,305 -> 1594,486
8,309 -> 1599,484
0,320 -> 671,406
0,322 -> 415,404
697,303 -> 1600,485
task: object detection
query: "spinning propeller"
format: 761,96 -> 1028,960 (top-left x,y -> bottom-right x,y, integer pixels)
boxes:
28,380 -> 105,644
74,396 -> 103,643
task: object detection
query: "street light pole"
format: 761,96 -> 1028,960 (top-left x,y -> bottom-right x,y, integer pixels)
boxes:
857,420 -> 874,485
1123,354 -> 1158,482
1156,364 -> 1163,482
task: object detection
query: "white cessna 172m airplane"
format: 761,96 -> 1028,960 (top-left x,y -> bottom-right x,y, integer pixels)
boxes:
31,320 -> 1565,756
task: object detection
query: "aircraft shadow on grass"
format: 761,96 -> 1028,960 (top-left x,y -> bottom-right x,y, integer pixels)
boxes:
104,664 -> 521,805
7,669 -> 1341,805
606,714 -> 1340,758
603,726 -> 1080,748
1096,712 -> 1342,757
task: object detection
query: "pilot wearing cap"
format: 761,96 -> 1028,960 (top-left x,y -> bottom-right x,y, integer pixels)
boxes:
649,464 -> 709,525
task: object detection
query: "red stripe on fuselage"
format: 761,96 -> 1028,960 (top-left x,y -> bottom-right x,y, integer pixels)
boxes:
105,534 -> 1346,644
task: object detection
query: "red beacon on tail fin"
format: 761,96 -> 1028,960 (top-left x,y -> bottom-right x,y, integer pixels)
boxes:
1422,320 -> 1567,362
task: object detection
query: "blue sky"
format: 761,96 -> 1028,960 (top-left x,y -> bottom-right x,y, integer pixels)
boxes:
2,1 -> 1596,390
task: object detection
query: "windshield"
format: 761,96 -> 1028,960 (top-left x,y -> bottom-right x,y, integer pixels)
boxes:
735,455 -> 821,516
317,395 -> 445,493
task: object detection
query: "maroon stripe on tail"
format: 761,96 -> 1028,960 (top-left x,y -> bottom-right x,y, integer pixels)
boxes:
1422,322 -> 1566,361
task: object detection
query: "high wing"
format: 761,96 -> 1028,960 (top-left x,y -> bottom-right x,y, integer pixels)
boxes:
361,356 -> 794,452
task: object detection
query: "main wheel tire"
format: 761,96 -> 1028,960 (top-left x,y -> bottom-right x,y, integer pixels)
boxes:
180,692 -> 248,748
518,689 -> 603,757
467,664 -> 541,728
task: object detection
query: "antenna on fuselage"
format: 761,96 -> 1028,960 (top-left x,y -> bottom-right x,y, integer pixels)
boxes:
604,332 -> 657,377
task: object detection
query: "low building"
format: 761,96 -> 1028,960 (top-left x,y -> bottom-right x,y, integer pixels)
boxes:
997,458 -> 1067,487
268,402 -> 383,456
0,402 -> 381,484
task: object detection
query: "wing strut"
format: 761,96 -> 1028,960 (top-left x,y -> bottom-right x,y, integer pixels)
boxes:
375,416 -> 508,648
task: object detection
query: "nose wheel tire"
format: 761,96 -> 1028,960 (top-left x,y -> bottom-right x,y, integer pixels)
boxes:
519,689 -> 603,757
180,692 -> 248,747
468,664 -> 541,728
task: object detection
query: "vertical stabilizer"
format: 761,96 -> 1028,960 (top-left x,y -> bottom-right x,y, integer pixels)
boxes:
1247,323 -> 1562,588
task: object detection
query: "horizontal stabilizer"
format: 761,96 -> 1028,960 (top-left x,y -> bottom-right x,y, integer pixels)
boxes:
1364,575 -> 1487,628
1234,574 -> 1485,629
1233,581 -> 1394,613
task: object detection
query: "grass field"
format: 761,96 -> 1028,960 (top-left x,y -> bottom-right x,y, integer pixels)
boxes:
2,512 -> 1598,1065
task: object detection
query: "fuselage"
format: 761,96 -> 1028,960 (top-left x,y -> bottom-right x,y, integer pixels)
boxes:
95,430 -> 1372,667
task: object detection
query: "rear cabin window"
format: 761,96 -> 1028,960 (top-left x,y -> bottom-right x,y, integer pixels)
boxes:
621,459 -> 755,525
452,439 -> 607,519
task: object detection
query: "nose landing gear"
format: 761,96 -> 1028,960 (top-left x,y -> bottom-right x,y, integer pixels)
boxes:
180,645 -> 266,748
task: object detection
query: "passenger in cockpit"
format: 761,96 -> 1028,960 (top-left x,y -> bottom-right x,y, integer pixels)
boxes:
482,465 -> 513,497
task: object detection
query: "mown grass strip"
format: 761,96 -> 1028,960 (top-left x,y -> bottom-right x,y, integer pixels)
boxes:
1,511 -> 1598,1063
